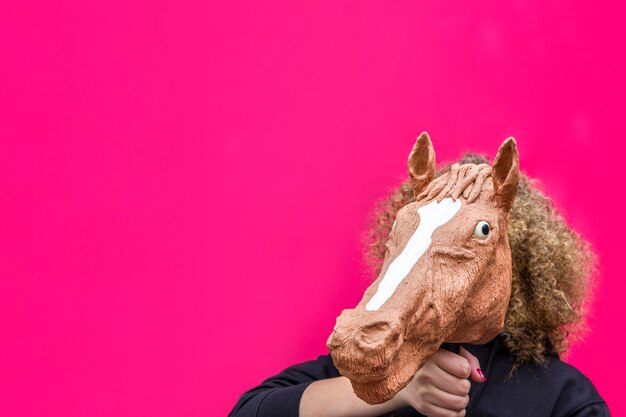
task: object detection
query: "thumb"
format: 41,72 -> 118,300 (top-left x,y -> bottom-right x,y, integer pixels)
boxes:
459,346 -> 486,383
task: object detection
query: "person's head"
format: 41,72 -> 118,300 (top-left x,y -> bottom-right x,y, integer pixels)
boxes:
363,151 -> 597,368
328,136 -> 523,404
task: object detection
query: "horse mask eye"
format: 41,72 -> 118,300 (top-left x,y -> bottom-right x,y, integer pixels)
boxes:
326,132 -> 520,404
474,221 -> 490,238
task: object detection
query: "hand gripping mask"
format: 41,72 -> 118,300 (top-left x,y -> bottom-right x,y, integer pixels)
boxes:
327,132 -> 520,404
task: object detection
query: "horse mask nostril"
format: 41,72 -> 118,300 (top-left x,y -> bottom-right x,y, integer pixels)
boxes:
357,319 -> 403,348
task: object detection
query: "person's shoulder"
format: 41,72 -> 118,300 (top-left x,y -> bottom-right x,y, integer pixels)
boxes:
470,340 -> 610,416
490,352 -> 609,417
541,356 -> 609,416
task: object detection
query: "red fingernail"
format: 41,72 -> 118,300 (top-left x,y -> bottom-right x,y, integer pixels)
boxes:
477,368 -> 487,381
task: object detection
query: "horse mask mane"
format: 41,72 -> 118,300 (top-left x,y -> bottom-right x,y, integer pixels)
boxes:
327,132 -> 520,404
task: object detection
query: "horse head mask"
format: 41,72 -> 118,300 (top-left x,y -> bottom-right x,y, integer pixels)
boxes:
327,132 -> 520,404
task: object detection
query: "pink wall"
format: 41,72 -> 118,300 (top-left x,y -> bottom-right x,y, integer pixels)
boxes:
1,1 -> 624,416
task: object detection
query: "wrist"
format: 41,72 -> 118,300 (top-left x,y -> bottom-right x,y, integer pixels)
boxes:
386,390 -> 408,409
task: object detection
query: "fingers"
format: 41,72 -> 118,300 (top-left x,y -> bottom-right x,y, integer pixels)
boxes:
426,364 -> 472,396
432,349 -> 472,379
420,388 -> 469,417
404,347 -> 485,417
428,386 -> 470,411
458,347 -> 487,383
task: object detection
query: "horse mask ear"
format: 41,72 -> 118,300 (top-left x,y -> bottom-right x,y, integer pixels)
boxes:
491,137 -> 520,212
408,132 -> 436,197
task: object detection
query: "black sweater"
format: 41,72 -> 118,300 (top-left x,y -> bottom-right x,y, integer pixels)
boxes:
229,334 -> 609,417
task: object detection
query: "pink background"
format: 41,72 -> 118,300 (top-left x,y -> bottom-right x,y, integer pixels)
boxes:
1,1 -> 624,416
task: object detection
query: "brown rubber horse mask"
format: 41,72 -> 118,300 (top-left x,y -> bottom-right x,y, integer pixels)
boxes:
327,132 -> 520,404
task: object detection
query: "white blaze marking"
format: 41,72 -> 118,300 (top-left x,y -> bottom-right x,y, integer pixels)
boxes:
365,198 -> 462,311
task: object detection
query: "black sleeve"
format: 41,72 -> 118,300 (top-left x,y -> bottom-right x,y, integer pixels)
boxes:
228,354 -> 342,417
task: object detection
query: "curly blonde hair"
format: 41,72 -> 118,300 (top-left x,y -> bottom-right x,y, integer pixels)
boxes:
362,152 -> 598,367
